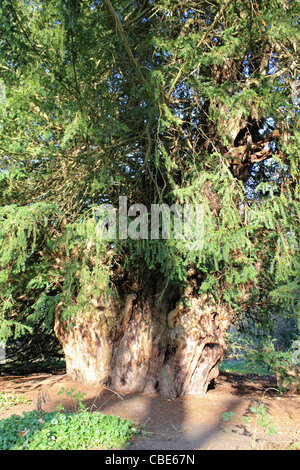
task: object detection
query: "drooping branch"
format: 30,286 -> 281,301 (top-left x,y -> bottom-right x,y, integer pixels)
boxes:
102,0 -> 146,85
103,0 -> 168,109
166,0 -> 233,102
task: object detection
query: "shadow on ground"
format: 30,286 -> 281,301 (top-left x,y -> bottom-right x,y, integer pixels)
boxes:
0,370 -> 299,450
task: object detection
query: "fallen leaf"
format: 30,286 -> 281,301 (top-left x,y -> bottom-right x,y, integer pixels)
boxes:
19,428 -> 29,437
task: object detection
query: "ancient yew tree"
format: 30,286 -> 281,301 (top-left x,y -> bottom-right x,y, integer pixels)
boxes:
0,0 -> 299,395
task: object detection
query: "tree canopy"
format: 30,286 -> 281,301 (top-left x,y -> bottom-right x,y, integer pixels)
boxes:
0,0 -> 299,352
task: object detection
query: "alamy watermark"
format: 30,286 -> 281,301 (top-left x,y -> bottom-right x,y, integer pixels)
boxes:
291,340 -> 300,366
0,81 -> 6,104
95,196 -> 204,250
0,341 -> 5,364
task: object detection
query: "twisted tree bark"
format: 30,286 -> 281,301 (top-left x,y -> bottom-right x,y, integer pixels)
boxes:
54,283 -> 230,397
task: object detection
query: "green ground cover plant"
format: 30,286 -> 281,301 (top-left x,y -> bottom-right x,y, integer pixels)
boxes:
220,327 -> 300,392
221,404 -> 278,449
0,388 -> 138,450
0,392 -> 31,411
221,403 -> 299,450
0,409 -> 138,450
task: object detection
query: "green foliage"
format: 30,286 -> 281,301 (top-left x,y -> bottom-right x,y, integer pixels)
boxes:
0,0 -> 299,348
222,403 -> 278,449
0,388 -> 138,450
0,409 -> 138,450
290,441 -> 300,450
219,360 -> 270,376
223,325 -> 300,383
243,404 -> 278,438
57,387 -> 87,413
220,411 -> 236,422
0,392 -> 31,411
243,404 -> 278,449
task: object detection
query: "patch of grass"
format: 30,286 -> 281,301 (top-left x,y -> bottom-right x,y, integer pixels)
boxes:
0,392 -> 32,411
219,359 -> 274,376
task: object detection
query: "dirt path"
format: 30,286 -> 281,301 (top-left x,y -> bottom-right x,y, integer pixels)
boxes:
0,371 -> 299,450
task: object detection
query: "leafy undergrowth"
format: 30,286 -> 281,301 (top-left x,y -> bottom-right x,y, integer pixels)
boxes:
0,409 -> 139,450
0,392 -> 32,411
0,388 -> 139,450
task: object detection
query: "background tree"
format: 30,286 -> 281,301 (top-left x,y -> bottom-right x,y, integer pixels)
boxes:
0,0 -> 299,395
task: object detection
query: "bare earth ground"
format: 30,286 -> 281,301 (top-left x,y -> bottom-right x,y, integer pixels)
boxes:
0,370 -> 299,450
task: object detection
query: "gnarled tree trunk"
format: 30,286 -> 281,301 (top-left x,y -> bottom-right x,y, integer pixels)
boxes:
54,283 -> 230,397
